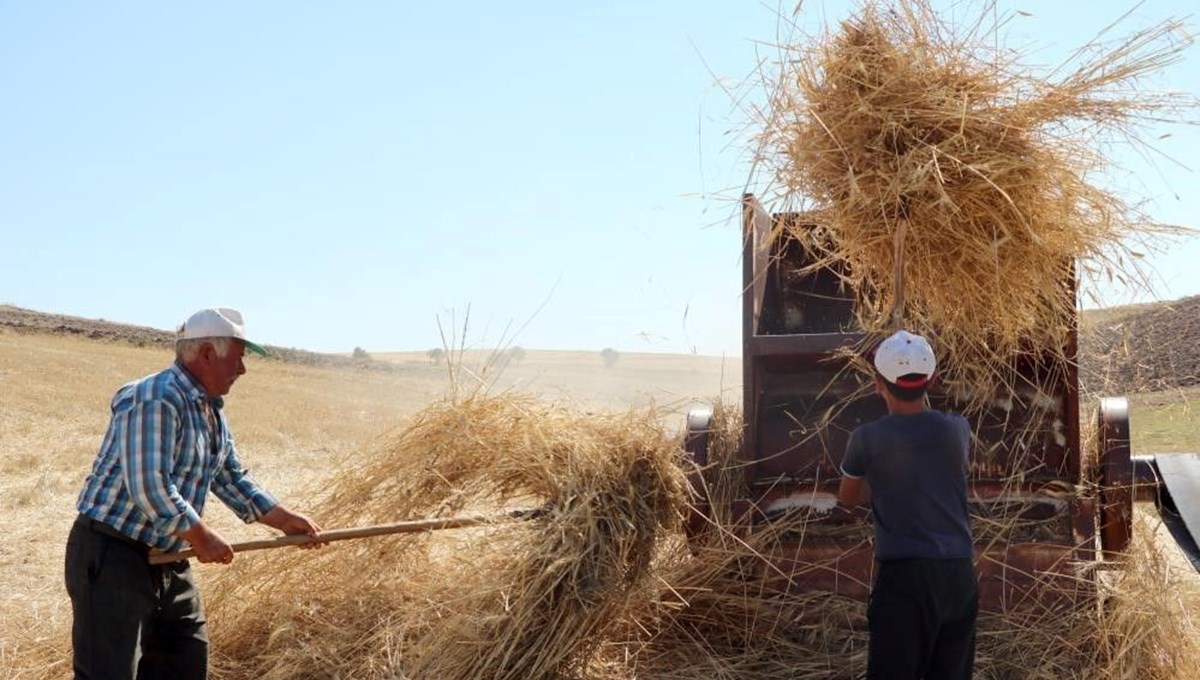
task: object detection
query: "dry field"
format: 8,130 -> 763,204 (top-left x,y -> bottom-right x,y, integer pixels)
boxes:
2,327 -> 1198,677
0,330 -> 736,673
0,331 -> 433,646
373,348 -> 741,412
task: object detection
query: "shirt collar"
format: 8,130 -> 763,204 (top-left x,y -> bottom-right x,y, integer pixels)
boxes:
171,361 -> 225,410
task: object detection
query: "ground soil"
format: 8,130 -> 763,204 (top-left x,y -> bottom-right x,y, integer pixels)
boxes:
1079,295 -> 1200,394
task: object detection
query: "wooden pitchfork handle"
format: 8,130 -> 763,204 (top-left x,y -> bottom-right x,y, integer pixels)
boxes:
148,508 -> 545,565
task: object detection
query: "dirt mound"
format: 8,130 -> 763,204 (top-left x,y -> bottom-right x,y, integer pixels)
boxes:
1080,296 -> 1200,395
0,305 -> 396,372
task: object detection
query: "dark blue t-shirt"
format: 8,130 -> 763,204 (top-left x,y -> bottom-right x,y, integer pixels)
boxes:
841,410 -> 973,561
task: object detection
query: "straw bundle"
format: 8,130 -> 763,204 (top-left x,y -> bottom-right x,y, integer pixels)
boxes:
608,537 -> 871,679
753,0 -> 1194,408
204,391 -> 689,680
970,513 -> 1200,680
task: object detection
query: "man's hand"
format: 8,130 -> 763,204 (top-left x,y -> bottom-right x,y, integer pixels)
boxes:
261,505 -> 326,550
176,522 -> 235,564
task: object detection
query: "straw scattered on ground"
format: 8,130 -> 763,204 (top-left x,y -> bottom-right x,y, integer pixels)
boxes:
201,395 -> 1199,680
606,405 -> 1200,680
5,391 -> 1197,679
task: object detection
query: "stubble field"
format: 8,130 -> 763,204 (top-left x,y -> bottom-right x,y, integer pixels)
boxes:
0,330 -> 736,674
1,326 -> 1197,677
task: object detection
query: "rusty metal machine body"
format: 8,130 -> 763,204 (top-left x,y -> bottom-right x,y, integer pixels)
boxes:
685,194 -> 1200,610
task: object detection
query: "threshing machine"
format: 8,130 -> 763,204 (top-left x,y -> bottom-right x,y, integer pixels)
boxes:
684,194 -> 1200,610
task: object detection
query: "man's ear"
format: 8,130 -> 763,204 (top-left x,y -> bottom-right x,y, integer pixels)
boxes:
198,342 -> 216,364
874,376 -> 893,407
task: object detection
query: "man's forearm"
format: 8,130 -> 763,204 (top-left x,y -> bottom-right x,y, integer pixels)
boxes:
212,450 -> 279,523
259,505 -> 324,545
838,477 -> 871,506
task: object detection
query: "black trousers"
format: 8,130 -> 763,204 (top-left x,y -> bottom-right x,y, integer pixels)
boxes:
867,558 -> 978,680
65,516 -> 208,680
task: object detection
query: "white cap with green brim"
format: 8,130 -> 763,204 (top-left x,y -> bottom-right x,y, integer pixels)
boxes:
176,307 -> 268,356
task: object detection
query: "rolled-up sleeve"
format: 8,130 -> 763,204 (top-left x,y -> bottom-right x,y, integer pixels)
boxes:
118,400 -> 201,536
212,440 -> 278,523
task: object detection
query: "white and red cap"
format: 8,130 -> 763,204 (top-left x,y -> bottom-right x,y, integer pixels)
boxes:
874,330 -> 935,388
176,307 -> 268,356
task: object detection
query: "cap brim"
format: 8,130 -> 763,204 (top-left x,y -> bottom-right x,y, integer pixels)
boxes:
894,375 -> 931,388
244,340 -> 269,357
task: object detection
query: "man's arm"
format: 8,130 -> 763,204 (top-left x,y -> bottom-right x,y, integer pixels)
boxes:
213,437 -> 325,548
838,475 -> 871,507
175,521 -> 235,563
839,427 -> 871,507
210,436 -> 280,523
260,505 -> 325,549
118,401 -> 209,538
113,400 -> 235,563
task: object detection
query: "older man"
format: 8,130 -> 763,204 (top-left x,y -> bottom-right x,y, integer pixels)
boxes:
66,307 -> 323,680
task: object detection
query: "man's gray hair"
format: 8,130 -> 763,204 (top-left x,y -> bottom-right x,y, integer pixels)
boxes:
176,337 -> 232,362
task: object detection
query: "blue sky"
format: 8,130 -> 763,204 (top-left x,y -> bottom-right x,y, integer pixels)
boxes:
1,1 -> 1196,356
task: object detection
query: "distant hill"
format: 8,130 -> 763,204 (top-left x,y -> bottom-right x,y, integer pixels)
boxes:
1079,295 -> 1200,394
0,304 -> 392,372
4,299 -> 1198,394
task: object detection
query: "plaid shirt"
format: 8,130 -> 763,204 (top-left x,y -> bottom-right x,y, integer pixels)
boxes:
76,362 -> 278,551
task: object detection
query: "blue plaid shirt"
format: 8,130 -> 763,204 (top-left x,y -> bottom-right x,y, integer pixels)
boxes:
76,362 -> 278,551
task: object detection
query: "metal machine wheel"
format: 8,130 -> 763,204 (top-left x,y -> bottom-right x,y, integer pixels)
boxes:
1098,397 -> 1132,555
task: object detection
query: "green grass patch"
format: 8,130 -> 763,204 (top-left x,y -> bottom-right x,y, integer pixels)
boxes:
1128,387 -> 1200,454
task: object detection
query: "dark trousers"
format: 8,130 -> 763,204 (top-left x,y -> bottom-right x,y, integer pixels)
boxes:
65,516 -> 209,680
867,558 -> 978,680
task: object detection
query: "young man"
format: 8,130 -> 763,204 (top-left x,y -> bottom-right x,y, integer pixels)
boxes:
66,307 -> 324,680
838,330 -> 978,680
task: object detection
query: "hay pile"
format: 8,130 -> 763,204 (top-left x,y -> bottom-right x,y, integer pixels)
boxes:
970,514 -> 1200,680
611,527 -> 1199,680
192,395 -> 1199,680
204,391 -> 689,679
752,0 -> 1194,406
